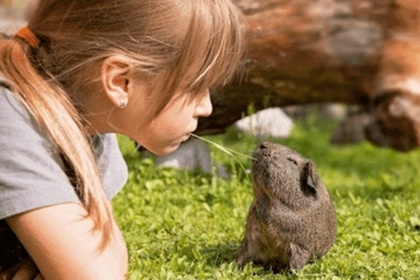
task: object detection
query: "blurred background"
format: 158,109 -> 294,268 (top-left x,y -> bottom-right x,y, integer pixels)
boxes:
0,0 -> 35,34
1,0 -> 419,153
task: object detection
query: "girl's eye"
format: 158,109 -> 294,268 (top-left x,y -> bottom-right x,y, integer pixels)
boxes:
287,157 -> 298,165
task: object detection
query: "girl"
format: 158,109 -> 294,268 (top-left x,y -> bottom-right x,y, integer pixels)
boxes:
0,0 -> 246,279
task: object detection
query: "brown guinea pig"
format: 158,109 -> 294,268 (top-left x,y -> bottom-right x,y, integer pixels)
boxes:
236,142 -> 337,272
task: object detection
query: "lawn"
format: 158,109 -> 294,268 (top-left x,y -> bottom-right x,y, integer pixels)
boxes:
113,114 -> 420,279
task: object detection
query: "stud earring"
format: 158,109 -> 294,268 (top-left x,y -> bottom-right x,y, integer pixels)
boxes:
119,100 -> 127,108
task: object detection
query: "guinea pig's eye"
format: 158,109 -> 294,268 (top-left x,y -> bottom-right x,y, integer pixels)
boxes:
287,157 -> 298,165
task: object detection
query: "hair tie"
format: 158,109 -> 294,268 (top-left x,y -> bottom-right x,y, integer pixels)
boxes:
15,27 -> 40,48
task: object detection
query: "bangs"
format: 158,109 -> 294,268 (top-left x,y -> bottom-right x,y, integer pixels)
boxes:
148,0 -> 247,116
182,1 -> 247,93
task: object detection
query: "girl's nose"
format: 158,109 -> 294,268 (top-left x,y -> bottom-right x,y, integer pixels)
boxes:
195,89 -> 213,118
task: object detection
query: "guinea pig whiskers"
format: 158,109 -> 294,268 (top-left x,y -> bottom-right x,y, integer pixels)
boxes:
190,133 -> 255,173
190,134 -> 255,159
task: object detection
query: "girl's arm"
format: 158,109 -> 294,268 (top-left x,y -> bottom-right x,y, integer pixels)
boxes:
6,203 -> 128,280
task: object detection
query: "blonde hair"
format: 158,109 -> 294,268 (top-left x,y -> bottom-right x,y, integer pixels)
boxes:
0,0 -> 246,246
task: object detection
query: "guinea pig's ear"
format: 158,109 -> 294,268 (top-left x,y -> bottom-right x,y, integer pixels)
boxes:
302,161 -> 319,195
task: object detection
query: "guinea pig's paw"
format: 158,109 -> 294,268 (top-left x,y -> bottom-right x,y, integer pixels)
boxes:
288,242 -> 311,271
235,239 -> 250,269
235,252 -> 250,270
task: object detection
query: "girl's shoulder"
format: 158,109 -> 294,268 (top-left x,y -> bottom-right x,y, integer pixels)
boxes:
0,79 -> 80,220
0,80 -> 127,220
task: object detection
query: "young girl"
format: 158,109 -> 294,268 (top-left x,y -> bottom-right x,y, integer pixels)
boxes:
0,0 -> 246,279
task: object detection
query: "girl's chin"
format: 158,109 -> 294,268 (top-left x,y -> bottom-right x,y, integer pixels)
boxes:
135,134 -> 190,156
149,142 -> 182,157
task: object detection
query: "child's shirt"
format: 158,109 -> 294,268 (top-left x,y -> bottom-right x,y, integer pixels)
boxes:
0,84 -> 128,220
0,82 -> 128,270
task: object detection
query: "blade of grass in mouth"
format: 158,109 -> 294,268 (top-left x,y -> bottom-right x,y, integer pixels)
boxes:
190,133 -> 255,173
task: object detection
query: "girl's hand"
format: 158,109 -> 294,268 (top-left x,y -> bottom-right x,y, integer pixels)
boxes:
0,258 -> 44,280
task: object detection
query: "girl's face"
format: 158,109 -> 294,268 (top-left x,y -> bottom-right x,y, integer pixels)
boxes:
115,78 -> 213,156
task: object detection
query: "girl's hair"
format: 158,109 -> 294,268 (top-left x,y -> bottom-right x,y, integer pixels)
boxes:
0,0 -> 246,246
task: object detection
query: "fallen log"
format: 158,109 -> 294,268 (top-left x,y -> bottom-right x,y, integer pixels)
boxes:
197,0 -> 420,152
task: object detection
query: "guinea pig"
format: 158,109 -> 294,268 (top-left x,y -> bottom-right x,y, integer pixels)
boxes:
236,142 -> 337,272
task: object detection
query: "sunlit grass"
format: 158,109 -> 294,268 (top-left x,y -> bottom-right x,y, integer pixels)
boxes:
113,114 -> 420,279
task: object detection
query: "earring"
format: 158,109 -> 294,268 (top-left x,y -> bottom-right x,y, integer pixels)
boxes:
119,100 -> 127,108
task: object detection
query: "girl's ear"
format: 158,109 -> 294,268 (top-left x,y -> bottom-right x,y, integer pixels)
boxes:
100,55 -> 134,108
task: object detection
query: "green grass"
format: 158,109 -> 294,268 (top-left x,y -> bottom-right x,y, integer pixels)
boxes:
113,115 -> 420,279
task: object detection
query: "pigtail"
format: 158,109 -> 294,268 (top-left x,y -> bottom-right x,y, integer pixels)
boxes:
0,36 -> 113,248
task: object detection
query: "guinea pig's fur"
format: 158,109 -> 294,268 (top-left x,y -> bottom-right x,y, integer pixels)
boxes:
236,142 -> 337,272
